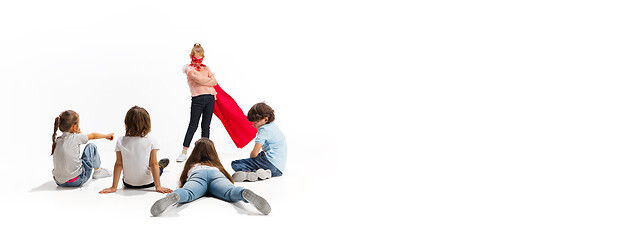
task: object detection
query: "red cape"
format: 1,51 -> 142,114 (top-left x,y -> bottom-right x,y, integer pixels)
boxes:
213,84 -> 257,148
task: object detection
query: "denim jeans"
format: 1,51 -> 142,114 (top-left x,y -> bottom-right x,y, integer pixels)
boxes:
56,143 -> 101,187
173,169 -> 246,203
183,94 -> 215,147
231,151 -> 283,177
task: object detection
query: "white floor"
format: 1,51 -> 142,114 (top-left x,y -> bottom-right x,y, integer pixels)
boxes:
3,1 -> 642,239
0,2 -> 423,237
11,127 -> 403,239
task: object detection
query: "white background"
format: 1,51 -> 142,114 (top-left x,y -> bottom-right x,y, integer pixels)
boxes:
1,0 -> 641,239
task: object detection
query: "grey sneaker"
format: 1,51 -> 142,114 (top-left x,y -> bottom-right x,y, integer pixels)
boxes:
151,192 -> 180,217
92,168 -> 112,179
256,169 -> 271,180
233,171 -> 248,182
159,158 -> 169,170
242,189 -> 271,215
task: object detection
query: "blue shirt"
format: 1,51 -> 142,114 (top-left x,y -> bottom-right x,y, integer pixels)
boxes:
255,122 -> 287,172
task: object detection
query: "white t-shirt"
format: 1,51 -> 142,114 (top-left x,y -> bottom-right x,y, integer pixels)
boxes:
115,136 -> 160,186
187,163 -> 218,177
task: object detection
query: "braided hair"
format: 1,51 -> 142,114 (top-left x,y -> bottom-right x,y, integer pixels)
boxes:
51,110 -> 79,155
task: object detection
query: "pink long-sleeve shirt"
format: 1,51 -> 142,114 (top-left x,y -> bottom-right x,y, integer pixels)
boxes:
182,64 -> 217,97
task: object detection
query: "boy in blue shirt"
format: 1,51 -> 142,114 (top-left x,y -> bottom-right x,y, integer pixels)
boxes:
232,102 -> 287,182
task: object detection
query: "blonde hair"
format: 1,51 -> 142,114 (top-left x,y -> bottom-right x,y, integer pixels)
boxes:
190,43 -> 204,58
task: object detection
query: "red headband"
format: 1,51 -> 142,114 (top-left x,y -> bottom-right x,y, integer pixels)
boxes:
190,56 -> 206,71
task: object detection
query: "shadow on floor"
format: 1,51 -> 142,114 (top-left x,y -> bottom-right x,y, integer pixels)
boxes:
150,198 -> 267,217
231,201 -> 264,216
30,179 -> 95,192
152,200 -> 194,217
116,187 -> 158,197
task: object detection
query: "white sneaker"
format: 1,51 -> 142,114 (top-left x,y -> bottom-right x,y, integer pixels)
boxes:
92,168 -> 112,179
176,153 -> 187,162
256,169 -> 271,180
233,171 -> 248,182
232,171 -> 258,182
247,172 -> 258,182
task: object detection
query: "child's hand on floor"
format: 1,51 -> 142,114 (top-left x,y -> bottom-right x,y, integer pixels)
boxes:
99,187 -> 117,194
156,187 -> 173,194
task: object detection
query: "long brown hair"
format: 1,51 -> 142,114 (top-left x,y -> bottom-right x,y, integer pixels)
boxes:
179,138 -> 234,187
51,110 -> 79,155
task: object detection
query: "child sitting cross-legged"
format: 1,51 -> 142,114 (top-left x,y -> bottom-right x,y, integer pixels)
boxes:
231,102 -> 287,182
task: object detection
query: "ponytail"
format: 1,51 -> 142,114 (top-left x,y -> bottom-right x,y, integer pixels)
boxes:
51,116 -> 60,155
51,110 -> 79,155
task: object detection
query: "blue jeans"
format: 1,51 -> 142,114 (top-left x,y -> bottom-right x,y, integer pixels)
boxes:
231,151 -> 283,177
57,143 -> 101,187
173,169 -> 246,203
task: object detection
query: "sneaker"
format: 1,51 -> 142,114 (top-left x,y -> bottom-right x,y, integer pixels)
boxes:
256,169 -> 271,180
176,153 -> 187,162
233,171 -> 258,182
232,171 -> 248,182
246,172 -> 258,182
159,158 -> 169,170
92,168 -> 112,179
150,192 -> 180,217
242,189 -> 271,215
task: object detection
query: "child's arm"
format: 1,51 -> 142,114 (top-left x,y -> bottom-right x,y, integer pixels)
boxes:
88,132 -> 114,141
250,143 -> 262,158
149,149 -> 172,193
188,70 -> 217,86
99,151 -> 123,194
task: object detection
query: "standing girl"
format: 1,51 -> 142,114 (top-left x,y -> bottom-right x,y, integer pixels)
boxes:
151,138 -> 271,216
99,106 -> 172,194
177,43 -> 217,162
51,110 -> 113,187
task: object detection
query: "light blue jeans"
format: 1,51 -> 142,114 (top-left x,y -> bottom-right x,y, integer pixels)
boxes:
57,143 -> 101,187
173,169 -> 246,203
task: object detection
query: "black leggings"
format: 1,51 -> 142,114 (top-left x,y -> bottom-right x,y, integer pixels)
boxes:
123,167 -> 164,188
183,94 -> 215,147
